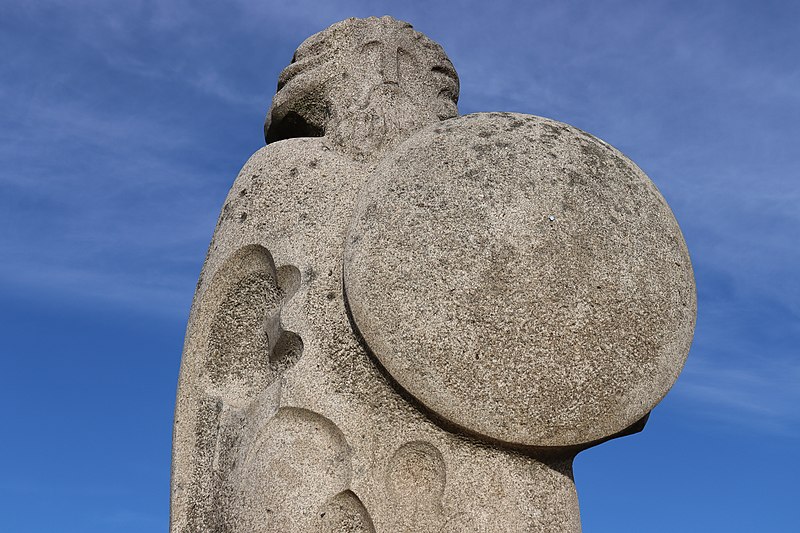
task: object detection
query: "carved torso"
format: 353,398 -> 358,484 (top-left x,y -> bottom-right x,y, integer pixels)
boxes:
171,16 -> 695,533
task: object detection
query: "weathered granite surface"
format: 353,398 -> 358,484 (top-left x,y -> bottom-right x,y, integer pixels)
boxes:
171,16 -> 696,533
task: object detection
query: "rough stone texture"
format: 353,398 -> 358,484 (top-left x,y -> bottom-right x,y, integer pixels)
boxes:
171,15 -> 695,533
264,16 -> 459,161
344,112 -> 695,448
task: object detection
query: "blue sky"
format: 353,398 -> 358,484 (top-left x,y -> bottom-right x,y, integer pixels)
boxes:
1,1 -> 798,531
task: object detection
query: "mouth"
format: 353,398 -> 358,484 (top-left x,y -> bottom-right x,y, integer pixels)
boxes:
376,81 -> 402,92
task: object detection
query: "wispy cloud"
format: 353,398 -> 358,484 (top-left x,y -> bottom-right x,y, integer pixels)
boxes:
675,355 -> 800,436
1,0 -> 798,435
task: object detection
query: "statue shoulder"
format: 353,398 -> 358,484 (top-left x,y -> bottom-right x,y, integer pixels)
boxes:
222,136 -> 354,219
396,112 -> 584,159
208,136 -> 364,256
235,137 -> 336,183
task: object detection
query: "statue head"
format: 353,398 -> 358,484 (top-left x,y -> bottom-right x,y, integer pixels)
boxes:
265,16 -> 460,159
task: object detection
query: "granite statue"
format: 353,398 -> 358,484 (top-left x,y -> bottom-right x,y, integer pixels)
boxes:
170,16 -> 696,532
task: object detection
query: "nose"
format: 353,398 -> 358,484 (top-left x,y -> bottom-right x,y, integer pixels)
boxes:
380,47 -> 399,85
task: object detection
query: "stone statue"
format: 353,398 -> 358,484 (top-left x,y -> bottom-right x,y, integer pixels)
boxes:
170,16 -> 696,533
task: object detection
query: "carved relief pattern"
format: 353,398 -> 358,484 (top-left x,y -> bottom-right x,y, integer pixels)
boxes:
385,441 -> 447,533
184,245 -> 305,531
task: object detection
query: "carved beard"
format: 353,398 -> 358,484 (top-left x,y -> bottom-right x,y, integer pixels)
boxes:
329,84 -> 435,161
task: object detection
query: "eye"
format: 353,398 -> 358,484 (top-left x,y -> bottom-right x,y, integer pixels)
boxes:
361,40 -> 382,53
430,63 -> 459,102
438,87 -> 456,100
430,64 -> 457,80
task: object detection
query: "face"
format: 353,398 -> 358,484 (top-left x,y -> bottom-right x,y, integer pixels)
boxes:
265,17 -> 459,147
347,21 -> 459,122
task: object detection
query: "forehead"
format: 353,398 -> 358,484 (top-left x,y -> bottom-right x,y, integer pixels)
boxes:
293,19 -> 451,66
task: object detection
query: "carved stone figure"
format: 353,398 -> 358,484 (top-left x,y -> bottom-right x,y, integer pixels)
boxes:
170,16 -> 696,533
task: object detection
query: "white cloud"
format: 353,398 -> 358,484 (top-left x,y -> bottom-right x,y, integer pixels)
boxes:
672,328 -> 800,435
